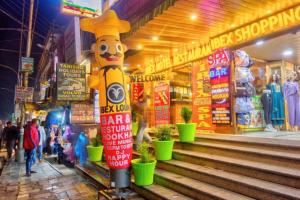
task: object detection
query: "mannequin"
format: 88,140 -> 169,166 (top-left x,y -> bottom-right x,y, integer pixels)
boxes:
283,71 -> 300,131
267,71 -> 285,130
261,89 -> 276,132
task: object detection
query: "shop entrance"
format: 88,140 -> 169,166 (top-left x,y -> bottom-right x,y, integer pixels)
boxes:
234,32 -> 300,139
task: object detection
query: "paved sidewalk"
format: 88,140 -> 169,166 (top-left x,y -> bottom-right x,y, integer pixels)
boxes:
0,159 -> 97,200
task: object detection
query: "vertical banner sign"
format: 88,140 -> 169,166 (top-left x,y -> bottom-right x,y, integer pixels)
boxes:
57,63 -> 86,101
131,83 -> 144,104
192,61 -> 214,130
208,49 -> 231,124
154,81 -> 170,125
80,10 -> 132,188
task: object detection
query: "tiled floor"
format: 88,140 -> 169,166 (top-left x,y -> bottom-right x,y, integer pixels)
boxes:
0,156 -> 97,200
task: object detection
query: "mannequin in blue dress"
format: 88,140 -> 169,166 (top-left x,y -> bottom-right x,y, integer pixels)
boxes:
267,71 -> 285,131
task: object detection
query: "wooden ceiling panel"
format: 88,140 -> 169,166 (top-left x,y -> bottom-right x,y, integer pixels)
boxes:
123,0 -> 300,70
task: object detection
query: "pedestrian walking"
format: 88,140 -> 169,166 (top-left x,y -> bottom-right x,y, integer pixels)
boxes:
37,121 -> 46,162
3,121 -> 19,160
132,95 -> 152,148
23,119 -> 39,177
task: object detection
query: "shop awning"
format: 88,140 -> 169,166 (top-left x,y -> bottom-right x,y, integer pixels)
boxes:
121,0 -> 300,71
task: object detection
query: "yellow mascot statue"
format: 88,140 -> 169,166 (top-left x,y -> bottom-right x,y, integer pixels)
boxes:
80,10 -> 132,190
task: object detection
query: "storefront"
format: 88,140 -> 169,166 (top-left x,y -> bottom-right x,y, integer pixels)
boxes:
122,2 -> 300,134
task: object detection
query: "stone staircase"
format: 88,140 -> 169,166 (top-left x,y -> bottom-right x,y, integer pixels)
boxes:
76,134 -> 300,200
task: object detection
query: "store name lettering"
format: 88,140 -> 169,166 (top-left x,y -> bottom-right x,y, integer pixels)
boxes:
145,5 -> 300,74
100,104 -> 130,113
209,67 -> 228,78
211,5 -> 300,50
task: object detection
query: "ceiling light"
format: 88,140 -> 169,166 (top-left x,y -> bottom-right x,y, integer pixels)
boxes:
282,49 -> 293,56
160,54 -> 163,58
152,36 -> 159,41
231,24 -> 236,28
255,40 -> 264,46
137,44 -> 143,49
123,67 -> 128,70
137,64 -> 141,67
267,10 -> 272,14
192,41 -> 195,44
190,14 -> 197,20
174,48 -> 178,52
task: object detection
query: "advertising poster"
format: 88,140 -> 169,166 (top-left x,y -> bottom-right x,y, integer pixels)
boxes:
57,63 -> 86,101
98,66 -> 132,169
208,49 -> 231,124
131,83 -> 144,104
71,103 -> 94,124
62,0 -> 102,17
191,61 -> 214,130
21,57 -> 34,72
154,81 -> 170,125
15,86 -> 34,102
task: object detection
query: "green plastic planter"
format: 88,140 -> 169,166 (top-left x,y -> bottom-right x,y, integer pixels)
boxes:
153,140 -> 174,161
132,122 -> 138,136
176,123 -> 196,142
131,159 -> 157,186
87,145 -> 104,162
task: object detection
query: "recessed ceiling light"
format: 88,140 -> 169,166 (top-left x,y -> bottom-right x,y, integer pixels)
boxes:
160,54 -> 163,58
283,49 -> 293,56
267,10 -> 272,14
231,24 -> 236,28
137,44 -> 143,49
255,40 -> 264,46
123,67 -> 127,70
152,36 -> 159,41
190,14 -> 197,20
174,48 -> 178,52
137,64 -> 141,67
192,41 -> 195,44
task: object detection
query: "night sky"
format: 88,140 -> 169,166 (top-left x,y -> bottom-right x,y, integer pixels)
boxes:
0,0 -> 70,120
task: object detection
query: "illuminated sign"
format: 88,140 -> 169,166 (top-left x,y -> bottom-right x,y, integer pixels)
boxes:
62,0 -> 102,17
154,81 -> 170,126
145,5 -> 300,73
129,74 -> 166,83
192,61 -> 214,130
131,83 -> 144,104
209,49 -> 231,125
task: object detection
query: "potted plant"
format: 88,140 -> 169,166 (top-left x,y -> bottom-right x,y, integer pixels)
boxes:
153,125 -> 174,161
87,134 -> 104,162
131,142 -> 156,186
176,107 -> 196,142
132,110 -> 138,136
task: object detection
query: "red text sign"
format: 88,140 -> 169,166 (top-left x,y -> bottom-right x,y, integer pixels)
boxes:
100,112 -> 133,169
154,81 -> 170,125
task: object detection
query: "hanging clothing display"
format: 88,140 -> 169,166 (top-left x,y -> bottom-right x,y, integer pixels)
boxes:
267,83 -> 285,125
261,92 -> 272,125
283,81 -> 300,126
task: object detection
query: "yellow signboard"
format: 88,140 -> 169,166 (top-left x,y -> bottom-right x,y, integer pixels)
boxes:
145,5 -> 300,73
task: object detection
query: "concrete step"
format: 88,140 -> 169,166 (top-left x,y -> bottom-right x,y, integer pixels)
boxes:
174,141 -> 300,169
195,134 -> 300,153
173,149 -> 300,188
158,159 -> 300,200
154,169 -> 254,200
76,161 -> 192,200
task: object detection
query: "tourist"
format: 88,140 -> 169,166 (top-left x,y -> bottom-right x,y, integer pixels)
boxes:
37,121 -> 46,162
23,119 -> 39,177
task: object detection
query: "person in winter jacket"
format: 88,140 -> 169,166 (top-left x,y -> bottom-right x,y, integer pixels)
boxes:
23,119 -> 39,177
37,121 -> 46,162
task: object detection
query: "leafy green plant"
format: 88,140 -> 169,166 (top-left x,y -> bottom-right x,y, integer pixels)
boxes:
155,125 -> 171,141
181,107 -> 192,123
132,110 -> 137,123
138,142 -> 154,163
90,134 -> 102,147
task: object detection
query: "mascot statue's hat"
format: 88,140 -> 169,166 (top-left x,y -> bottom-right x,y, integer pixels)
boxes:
80,10 -> 130,39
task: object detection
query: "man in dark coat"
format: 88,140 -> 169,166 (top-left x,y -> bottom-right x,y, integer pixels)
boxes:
3,121 -> 19,160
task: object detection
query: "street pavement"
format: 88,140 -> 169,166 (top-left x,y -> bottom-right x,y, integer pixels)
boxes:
0,151 -> 98,200
239,131 -> 300,140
